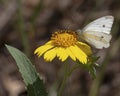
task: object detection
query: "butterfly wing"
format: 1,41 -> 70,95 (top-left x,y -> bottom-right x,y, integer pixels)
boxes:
82,31 -> 112,49
77,16 -> 114,49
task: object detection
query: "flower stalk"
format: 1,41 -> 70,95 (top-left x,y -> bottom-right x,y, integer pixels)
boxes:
58,61 -> 69,96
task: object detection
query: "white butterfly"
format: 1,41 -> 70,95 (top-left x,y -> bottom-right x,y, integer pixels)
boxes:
77,16 -> 114,49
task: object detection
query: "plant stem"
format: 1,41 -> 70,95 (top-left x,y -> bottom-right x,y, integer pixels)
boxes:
17,0 -> 30,56
89,37 -> 120,96
30,0 -> 43,36
58,61 -> 69,96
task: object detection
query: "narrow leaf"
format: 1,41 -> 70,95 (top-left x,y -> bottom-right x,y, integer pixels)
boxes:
89,66 -> 96,79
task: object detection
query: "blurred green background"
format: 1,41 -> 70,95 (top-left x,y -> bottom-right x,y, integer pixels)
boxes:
0,0 -> 120,96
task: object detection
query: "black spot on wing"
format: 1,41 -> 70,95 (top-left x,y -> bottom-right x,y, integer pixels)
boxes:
103,25 -> 105,27
100,36 -> 104,41
101,36 -> 104,38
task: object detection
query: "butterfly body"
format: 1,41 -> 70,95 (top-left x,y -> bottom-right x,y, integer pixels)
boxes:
77,16 -> 114,49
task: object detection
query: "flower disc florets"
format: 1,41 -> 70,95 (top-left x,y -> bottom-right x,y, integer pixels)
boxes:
51,30 -> 78,47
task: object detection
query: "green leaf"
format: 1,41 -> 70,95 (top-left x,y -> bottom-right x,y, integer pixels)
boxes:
5,44 -> 48,96
76,58 -> 97,78
89,66 -> 96,79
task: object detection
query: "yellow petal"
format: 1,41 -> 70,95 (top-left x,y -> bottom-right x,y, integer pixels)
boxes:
66,47 -> 76,61
77,42 -> 92,55
45,41 -> 53,45
44,48 -> 56,61
34,41 -> 54,57
56,47 -> 68,62
69,45 -> 87,64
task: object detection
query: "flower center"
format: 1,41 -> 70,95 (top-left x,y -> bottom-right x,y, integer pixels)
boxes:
51,30 -> 78,47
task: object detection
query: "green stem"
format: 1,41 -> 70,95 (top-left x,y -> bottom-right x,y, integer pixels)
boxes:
58,61 -> 69,96
68,63 -> 81,76
30,0 -> 43,36
89,37 -> 120,96
30,0 -> 43,24
17,0 -> 30,56
89,53 -> 110,96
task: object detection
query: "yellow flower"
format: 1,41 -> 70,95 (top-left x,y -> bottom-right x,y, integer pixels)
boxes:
34,30 -> 92,64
